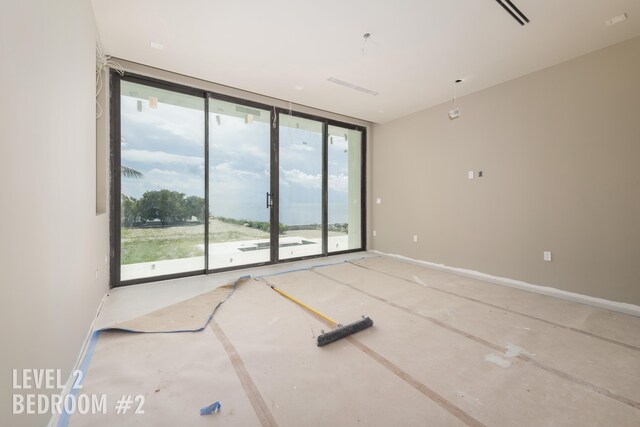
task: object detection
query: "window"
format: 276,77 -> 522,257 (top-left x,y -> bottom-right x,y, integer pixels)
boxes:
328,125 -> 363,252
208,98 -> 272,269
111,73 -> 366,286
279,114 -> 324,260
118,80 -> 205,282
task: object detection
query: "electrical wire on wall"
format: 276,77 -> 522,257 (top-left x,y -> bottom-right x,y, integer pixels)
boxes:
96,44 -> 124,119
448,79 -> 463,120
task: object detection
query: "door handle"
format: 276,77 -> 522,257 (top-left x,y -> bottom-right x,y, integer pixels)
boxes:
266,192 -> 273,208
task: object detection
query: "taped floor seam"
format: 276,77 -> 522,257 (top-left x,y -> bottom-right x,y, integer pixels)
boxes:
345,336 -> 486,427
348,261 -> 640,352
312,269 -> 640,411
210,320 -> 279,427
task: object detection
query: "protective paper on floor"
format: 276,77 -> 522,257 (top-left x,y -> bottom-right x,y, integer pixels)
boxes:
66,259 -> 640,426
98,284 -> 234,333
68,327 -> 262,426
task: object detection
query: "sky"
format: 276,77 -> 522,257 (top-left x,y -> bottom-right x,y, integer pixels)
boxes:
120,85 -> 359,226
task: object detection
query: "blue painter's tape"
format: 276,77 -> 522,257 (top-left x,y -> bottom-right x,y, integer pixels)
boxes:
56,330 -> 101,427
200,401 -> 221,415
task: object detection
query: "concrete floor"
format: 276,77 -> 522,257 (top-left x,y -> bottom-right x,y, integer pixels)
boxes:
67,255 -> 640,426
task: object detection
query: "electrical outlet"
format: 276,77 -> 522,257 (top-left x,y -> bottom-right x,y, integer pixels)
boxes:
543,251 -> 552,262
376,197 -> 382,204
373,230 -> 377,237
468,171 -> 474,180
413,235 -> 418,242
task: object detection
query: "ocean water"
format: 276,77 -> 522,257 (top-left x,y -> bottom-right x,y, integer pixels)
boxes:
211,202 -> 351,225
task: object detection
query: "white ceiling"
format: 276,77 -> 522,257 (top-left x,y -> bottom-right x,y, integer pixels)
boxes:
91,0 -> 640,123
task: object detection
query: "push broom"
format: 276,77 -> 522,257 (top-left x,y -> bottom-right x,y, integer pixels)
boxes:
268,284 -> 373,347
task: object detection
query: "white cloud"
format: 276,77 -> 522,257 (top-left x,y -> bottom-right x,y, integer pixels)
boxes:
122,168 -> 204,198
211,162 -> 261,181
282,168 -> 321,189
328,174 -> 348,192
122,149 -> 203,166
121,96 -> 204,146
288,142 -> 315,152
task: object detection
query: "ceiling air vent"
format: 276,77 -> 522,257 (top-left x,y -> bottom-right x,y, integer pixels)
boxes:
327,77 -> 379,96
495,0 -> 530,25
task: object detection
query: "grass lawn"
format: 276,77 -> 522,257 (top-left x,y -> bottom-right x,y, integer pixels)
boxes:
121,219 -> 347,265
121,220 -> 270,264
121,224 -> 204,265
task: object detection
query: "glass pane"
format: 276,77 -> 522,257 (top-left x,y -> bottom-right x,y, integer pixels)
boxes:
279,114 -> 323,260
328,125 -> 362,252
120,81 -> 205,281
208,99 -> 271,269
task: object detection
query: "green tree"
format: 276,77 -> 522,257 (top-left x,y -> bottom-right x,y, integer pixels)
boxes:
184,195 -> 205,221
121,165 -> 143,179
137,190 -> 188,226
121,194 -> 139,227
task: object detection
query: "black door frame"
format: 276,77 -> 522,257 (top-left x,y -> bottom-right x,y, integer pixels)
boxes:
110,71 -> 366,287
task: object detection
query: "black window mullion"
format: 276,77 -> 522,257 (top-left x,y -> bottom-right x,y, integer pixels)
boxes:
360,127 -> 367,251
204,96 -> 210,272
110,71 -> 121,287
322,121 -> 329,256
270,108 -> 280,263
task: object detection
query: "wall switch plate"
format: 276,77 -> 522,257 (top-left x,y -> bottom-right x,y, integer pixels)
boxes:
543,251 -> 552,262
468,171 -> 474,180
413,235 -> 418,242
373,230 -> 377,237
376,197 -> 382,204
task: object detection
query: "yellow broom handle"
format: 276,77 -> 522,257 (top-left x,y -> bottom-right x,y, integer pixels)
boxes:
270,285 -> 338,326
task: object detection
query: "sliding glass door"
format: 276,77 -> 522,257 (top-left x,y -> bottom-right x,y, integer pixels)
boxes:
278,114 -> 324,260
328,125 -> 363,252
113,73 -> 365,286
119,80 -> 205,281
208,98 -> 272,269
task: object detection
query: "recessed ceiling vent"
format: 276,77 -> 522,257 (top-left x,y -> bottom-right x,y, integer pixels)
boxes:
495,0 -> 530,25
327,77 -> 379,96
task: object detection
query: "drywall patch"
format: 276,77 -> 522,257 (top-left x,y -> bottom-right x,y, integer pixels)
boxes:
484,353 -> 512,368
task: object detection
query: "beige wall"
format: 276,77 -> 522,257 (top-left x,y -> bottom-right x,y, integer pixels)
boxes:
0,1 -> 110,425
371,37 -> 640,305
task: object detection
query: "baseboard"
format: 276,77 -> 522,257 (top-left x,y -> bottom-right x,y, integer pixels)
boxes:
369,250 -> 640,317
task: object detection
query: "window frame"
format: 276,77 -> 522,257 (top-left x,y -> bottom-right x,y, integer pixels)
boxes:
110,71 -> 366,287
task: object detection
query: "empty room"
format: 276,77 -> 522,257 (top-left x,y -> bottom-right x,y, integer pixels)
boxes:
2,1 -> 640,426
